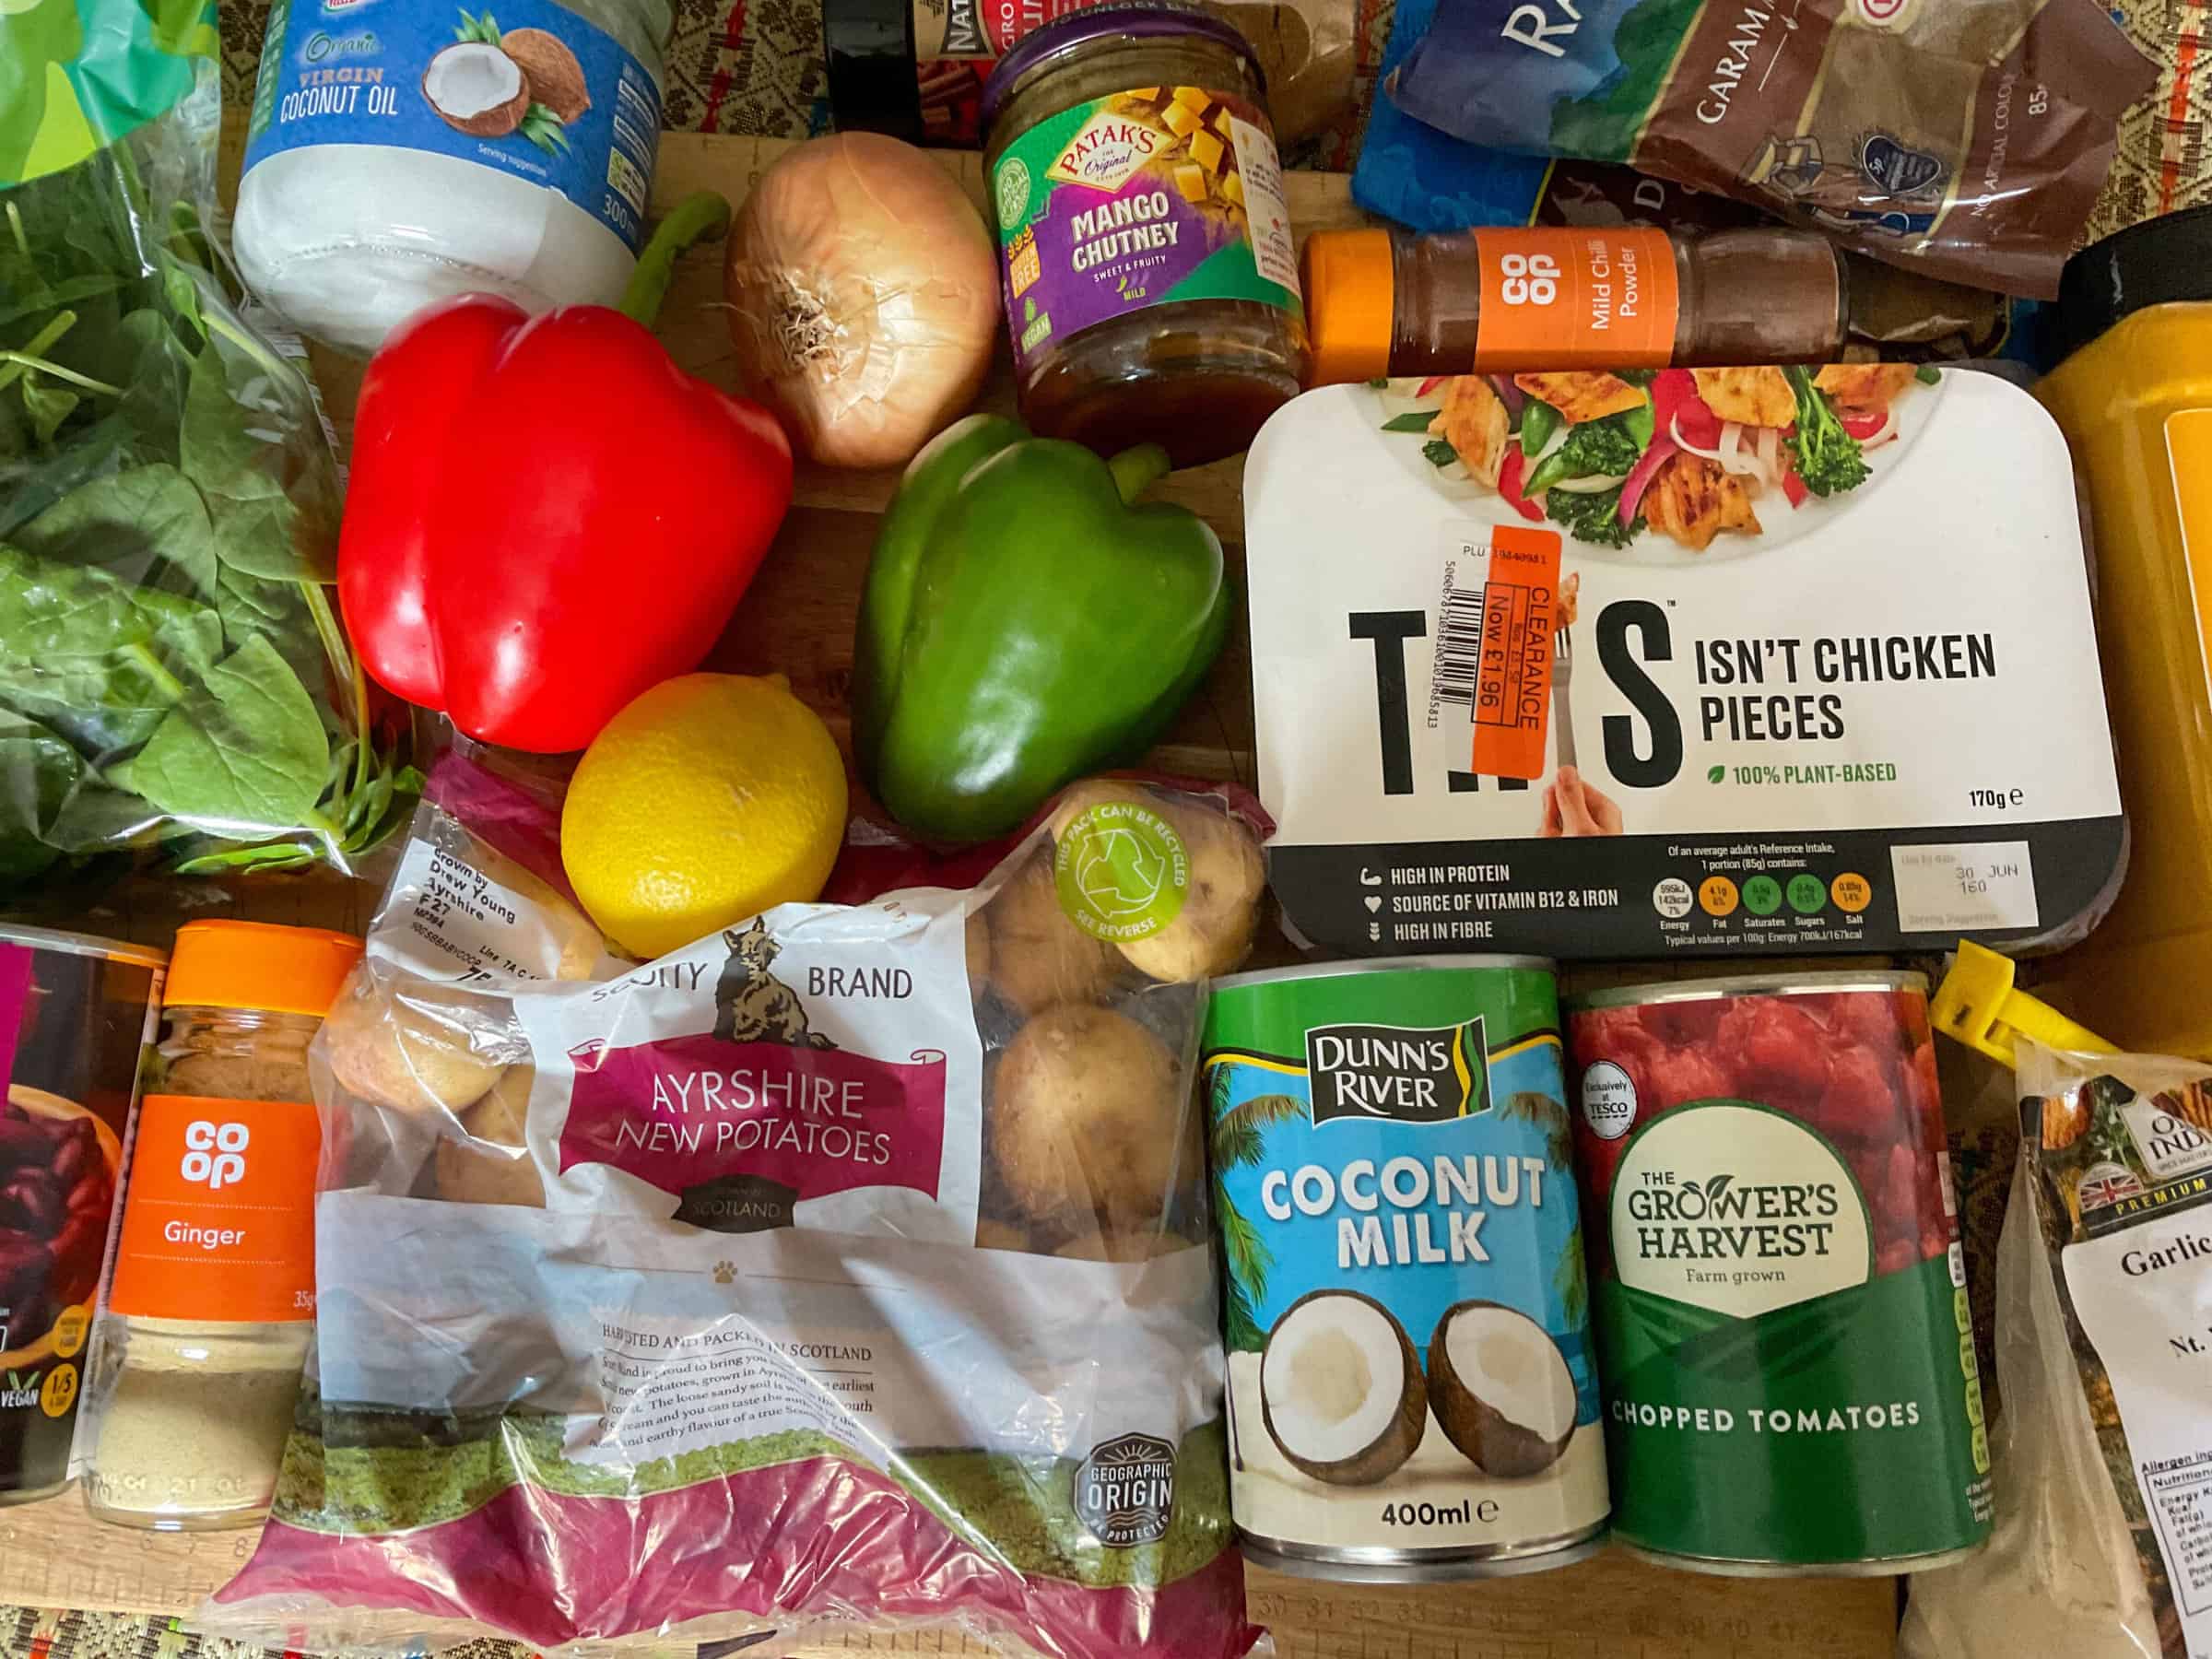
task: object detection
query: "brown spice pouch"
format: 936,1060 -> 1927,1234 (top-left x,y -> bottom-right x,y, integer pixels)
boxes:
1210,0 -> 1350,145
1532,162 -> 2008,352
1625,0 -> 2151,294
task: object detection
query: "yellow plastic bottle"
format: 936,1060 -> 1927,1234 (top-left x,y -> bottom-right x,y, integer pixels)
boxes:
2039,209 -> 2212,1054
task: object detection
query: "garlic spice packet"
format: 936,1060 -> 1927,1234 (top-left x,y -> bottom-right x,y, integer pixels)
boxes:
1904,1039 -> 2212,1659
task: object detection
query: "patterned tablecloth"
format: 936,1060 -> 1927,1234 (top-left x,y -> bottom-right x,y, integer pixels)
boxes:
0,1610 -> 535,1659
216,0 -> 1395,159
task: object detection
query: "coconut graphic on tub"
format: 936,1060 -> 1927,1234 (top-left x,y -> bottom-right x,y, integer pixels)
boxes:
423,12 -> 589,150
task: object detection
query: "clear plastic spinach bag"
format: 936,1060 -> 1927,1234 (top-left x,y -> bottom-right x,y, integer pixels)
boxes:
0,0 -> 418,899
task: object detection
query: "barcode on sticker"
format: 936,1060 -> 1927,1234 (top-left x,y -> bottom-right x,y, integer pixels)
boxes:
1434,583 -> 1486,708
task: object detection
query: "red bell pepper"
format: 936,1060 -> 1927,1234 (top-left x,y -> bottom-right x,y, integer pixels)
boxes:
339,194 -> 794,755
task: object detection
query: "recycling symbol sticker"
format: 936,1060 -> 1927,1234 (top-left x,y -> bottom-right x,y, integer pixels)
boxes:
1054,801 -> 1190,942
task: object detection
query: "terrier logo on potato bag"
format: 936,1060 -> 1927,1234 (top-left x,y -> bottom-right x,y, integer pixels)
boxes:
1306,1019 -> 1491,1127
712,921 -> 836,1050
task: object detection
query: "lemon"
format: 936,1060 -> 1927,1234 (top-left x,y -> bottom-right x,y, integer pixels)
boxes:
561,674 -> 848,960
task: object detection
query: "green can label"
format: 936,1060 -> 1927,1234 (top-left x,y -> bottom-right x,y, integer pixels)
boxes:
1568,983 -> 1994,1568
1202,961 -> 1608,1561
991,84 -> 1301,374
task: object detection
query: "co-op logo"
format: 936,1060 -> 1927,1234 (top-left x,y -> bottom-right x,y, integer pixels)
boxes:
182,1121 -> 250,1189
1306,1018 -> 1490,1126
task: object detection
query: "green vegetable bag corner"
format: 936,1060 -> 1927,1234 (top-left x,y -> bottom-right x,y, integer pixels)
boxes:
0,0 -> 216,189
853,415 -> 1230,844
0,0 -> 418,893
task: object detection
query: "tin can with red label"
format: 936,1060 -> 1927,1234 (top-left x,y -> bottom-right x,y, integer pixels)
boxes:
1565,972 -> 1993,1574
0,924 -> 165,1504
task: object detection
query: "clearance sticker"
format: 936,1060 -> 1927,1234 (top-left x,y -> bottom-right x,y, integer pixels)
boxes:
107,1095 -> 320,1324
1472,228 -> 1679,371
1463,523 -> 1563,781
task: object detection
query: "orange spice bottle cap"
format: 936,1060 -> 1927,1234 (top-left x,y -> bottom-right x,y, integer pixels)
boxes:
1300,229 -> 1396,388
163,920 -> 364,1018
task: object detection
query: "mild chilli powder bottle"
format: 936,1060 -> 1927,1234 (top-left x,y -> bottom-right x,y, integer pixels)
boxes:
82,922 -> 361,1530
1300,225 -> 1847,383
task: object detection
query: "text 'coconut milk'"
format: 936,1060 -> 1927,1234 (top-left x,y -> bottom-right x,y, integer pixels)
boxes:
1200,958 -> 1607,1581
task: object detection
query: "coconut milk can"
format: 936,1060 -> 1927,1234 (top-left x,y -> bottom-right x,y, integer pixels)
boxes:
1200,958 -> 1607,1581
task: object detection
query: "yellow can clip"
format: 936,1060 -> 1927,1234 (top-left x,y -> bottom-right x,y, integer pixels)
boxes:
1930,941 -> 2116,1070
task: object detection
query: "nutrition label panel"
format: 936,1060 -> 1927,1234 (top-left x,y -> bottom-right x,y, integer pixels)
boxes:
2146,1452 -> 2212,1616
1267,817 -> 2113,959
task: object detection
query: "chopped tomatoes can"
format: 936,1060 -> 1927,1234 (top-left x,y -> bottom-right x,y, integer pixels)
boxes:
1565,971 -> 1994,1574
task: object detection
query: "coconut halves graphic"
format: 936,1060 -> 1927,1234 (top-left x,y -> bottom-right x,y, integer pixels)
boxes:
500,27 -> 591,121
1259,1289 -> 1428,1485
1427,1300 -> 1578,1478
421,41 -> 532,137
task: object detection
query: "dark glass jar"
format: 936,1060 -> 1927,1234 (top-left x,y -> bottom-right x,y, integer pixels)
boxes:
982,1 -> 1307,468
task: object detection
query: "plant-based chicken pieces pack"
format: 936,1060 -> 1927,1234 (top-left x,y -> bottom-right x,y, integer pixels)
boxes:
206,750 -> 1267,1659
1242,369 -> 2126,961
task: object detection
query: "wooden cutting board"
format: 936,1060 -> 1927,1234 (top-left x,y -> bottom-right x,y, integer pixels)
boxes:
4,124 -> 1897,1658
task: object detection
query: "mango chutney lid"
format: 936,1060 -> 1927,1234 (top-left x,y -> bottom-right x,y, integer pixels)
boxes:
980,1 -> 1263,130
2051,204 -> 2212,366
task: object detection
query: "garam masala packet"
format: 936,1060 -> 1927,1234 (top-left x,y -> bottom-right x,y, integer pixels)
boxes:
1387,0 -> 2157,296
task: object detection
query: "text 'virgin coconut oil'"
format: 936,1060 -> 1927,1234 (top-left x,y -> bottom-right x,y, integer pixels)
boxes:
1200,958 -> 1608,1582
233,0 -> 670,352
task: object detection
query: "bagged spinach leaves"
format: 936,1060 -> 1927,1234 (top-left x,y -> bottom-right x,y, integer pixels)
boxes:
0,0 -> 418,896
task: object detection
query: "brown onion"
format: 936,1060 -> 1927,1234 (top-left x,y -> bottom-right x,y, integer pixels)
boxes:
724,134 -> 1000,469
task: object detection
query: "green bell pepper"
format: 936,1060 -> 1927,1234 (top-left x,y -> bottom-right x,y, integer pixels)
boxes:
852,414 -> 1230,843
